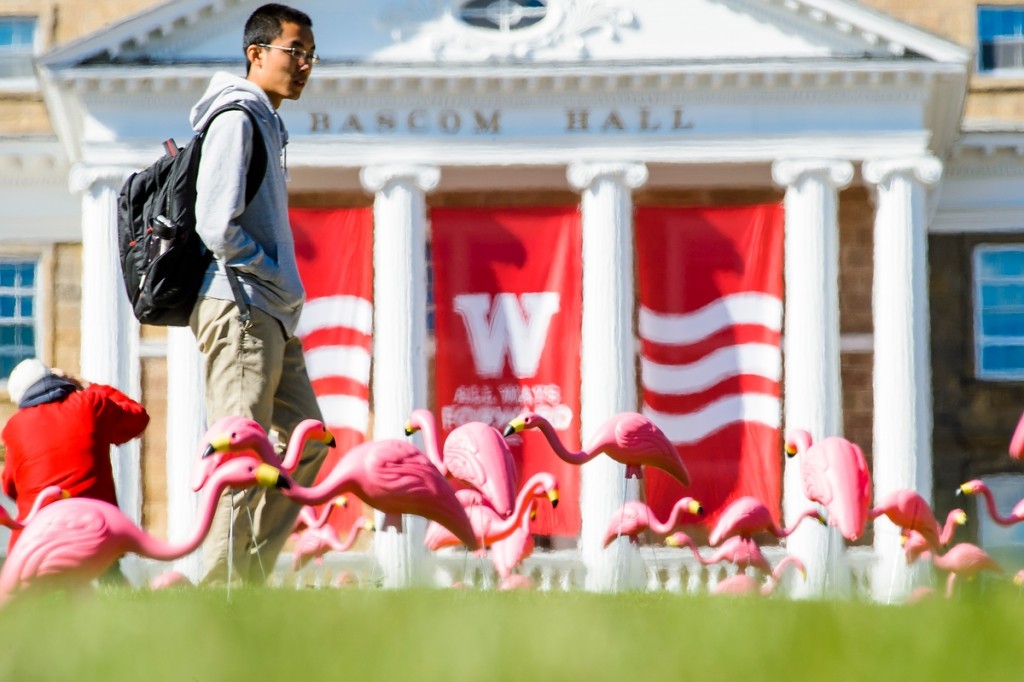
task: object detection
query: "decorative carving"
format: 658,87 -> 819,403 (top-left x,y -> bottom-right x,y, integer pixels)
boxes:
772,159 -> 854,189
862,156 -> 943,187
566,162 -> 648,191
359,165 -> 441,193
378,0 -> 637,60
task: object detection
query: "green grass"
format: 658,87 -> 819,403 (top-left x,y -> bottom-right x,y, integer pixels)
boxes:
0,584 -> 1022,681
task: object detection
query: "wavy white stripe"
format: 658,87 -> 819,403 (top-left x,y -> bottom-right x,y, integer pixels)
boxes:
296,295 -> 374,338
643,394 -> 781,445
639,293 -> 782,346
641,343 -> 781,395
317,395 -> 370,434
304,345 -> 371,385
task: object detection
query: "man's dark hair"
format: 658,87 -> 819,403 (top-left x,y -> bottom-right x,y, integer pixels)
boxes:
243,4 -> 313,72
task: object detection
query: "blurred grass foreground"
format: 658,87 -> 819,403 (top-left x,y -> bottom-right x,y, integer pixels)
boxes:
1,584 -> 1024,681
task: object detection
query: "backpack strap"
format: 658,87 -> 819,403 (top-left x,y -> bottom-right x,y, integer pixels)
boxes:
201,103 -> 270,328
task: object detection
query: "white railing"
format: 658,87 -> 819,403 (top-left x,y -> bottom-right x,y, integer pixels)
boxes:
124,545 -> 879,598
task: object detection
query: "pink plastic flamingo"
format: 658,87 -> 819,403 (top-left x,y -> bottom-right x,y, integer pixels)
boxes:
406,409 -> 518,519
784,429 -> 872,541
958,480 -> 1024,526
503,411 -> 690,485
423,472 -> 559,551
712,555 -> 806,596
602,497 -> 704,547
667,532 -> 773,575
870,488 -> 965,550
0,456 -> 284,605
708,495 -> 824,546
490,500 -> 539,580
920,542 -> 1003,598
291,516 -> 374,571
278,439 -> 481,551
0,486 -> 68,531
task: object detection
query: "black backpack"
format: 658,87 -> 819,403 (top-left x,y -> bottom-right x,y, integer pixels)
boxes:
117,104 -> 268,326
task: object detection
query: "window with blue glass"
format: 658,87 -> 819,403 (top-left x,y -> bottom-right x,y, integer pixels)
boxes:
978,6 -> 1024,73
0,260 -> 37,381
975,245 -> 1024,379
0,16 -> 35,80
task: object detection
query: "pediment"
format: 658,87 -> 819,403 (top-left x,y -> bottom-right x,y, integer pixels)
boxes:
41,0 -> 968,70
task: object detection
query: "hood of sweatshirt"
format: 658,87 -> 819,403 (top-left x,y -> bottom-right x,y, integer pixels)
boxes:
189,71 -> 289,147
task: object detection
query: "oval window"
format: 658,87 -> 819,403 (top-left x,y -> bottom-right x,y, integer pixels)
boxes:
459,0 -> 548,32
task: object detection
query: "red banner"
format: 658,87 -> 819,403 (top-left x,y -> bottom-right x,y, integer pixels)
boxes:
291,207 -> 373,533
431,207 -> 582,536
636,205 -> 784,541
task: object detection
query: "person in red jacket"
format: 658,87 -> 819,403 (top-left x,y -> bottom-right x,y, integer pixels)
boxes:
1,359 -> 150,559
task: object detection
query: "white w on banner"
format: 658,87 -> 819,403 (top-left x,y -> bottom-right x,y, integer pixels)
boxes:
453,292 -> 561,379
636,205 -> 785,539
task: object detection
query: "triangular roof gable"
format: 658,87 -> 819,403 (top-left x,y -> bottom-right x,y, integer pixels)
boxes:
40,0 -> 969,70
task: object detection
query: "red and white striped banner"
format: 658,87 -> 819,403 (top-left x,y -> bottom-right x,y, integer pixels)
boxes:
431,207 -> 582,536
291,207 -> 374,532
636,205 -> 785,537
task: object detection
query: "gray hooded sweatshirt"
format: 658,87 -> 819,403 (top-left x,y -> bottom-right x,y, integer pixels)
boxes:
190,71 -> 304,335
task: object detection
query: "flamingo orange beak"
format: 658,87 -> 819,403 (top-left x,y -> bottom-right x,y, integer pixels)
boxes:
547,488 -> 559,508
404,421 -> 419,436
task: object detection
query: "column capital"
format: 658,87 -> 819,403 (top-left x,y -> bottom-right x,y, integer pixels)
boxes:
69,163 -> 136,194
772,159 -> 854,189
567,162 -> 648,192
862,156 -> 943,188
359,165 -> 440,194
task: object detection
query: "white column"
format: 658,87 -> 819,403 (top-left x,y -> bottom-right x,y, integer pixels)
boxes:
360,164 -> 439,588
567,161 -> 648,593
772,159 -> 853,599
863,156 -> 942,604
165,327 -> 206,581
70,164 -> 143,526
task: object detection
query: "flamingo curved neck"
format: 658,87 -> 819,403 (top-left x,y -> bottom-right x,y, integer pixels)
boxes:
534,419 -> 593,465
282,422 -> 321,473
282,469 -> 353,507
677,536 -> 712,565
413,411 -> 446,474
649,499 -> 693,535
131,475 -> 247,561
475,474 -> 551,544
976,486 -> 1016,527
300,505 -> 333,530
939,512 -> 963,543
779,508 -> 817,538
772,555 -> 801,582
330,518 -> 367,552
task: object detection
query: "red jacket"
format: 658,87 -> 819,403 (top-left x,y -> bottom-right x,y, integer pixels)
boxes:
1,383 -> 149,549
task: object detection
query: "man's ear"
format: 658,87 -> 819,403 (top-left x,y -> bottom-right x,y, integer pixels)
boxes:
245,44 -> 262,69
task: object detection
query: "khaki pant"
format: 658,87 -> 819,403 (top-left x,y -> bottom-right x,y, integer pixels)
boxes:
190,296 -> 328,585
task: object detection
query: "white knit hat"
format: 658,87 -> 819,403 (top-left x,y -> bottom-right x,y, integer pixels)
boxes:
7,358 -> 50,406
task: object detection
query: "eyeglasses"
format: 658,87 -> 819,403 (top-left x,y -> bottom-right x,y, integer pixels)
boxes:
257,43 -> 320,65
